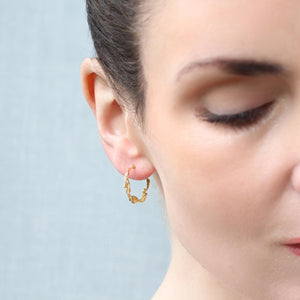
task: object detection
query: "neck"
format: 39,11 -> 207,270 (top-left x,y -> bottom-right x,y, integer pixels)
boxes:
152,235 -> 251,300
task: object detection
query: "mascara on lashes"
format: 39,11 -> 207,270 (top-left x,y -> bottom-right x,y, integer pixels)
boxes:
197,101 -> 275,129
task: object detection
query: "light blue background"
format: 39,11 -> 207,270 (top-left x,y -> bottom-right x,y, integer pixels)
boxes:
0,1 -> 170,299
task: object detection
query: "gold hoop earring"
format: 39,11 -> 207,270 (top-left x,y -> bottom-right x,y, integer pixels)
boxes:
124,164 -> 150,204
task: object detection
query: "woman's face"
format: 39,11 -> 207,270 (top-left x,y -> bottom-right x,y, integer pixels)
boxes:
139,0 -> 300,298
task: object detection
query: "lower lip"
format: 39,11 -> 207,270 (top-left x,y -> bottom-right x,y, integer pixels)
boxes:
285,245 -> 300,256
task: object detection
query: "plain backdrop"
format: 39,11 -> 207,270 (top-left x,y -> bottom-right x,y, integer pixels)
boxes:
0,1 -> 170,299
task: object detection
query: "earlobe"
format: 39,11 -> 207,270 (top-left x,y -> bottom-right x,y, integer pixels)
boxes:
80,58 -> 155,180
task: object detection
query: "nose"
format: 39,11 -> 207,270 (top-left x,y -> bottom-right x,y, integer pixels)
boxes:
287,94 -> 300,193
291,163 -> 300,193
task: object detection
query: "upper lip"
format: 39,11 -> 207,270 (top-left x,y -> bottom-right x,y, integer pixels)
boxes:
283,237 -> 300,245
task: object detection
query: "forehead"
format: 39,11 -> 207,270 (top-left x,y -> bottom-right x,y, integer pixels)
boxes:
141,0 -> 300,87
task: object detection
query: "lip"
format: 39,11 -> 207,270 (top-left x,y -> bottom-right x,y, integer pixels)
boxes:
285,245 -> 300,256
283,237 -> 300,256
284,237 -> 300,245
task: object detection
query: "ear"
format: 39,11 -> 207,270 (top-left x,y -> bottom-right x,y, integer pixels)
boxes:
80,58 -> 154,180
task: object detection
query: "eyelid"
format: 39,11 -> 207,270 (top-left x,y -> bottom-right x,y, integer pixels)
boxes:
204,100 -> 273,118
197,101 -> 275,128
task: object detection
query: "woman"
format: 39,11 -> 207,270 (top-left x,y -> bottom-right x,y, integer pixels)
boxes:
80,1 -> 300,299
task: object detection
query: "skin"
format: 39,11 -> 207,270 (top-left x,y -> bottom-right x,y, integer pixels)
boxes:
81,0 -> 300,299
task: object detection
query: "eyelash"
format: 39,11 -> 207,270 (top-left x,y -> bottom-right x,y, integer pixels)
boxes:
198,101 -> 275,130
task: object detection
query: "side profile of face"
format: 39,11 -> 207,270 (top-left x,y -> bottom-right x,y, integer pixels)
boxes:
138,0 -> 300,299
82,0 -> 300,299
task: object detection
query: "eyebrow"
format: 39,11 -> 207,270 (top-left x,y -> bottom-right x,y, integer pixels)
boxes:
176,57 -> 287,82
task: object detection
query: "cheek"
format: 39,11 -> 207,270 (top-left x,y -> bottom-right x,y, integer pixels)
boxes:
152,124 -> 266,239
147,116 -> 282,292
163,135 -> 265,243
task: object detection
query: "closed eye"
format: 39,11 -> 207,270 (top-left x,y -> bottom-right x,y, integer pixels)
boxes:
197,101 -> 275,130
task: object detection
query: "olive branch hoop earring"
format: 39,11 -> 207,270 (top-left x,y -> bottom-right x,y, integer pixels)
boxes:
124,164 -> 150,204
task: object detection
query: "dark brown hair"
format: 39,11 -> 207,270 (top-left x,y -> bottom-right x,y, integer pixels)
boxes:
86,0 -> 147,122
